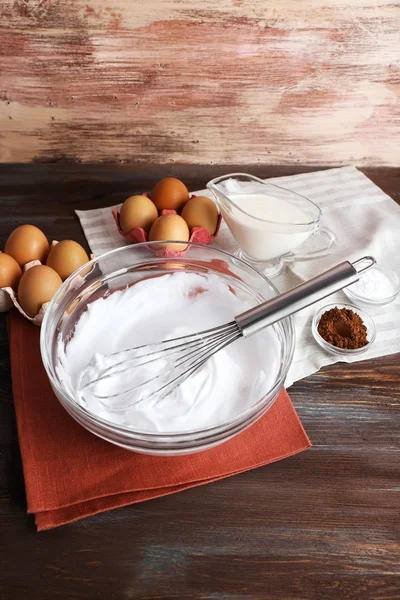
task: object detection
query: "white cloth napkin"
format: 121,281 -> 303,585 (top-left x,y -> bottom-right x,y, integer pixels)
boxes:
76,166 -> 400,388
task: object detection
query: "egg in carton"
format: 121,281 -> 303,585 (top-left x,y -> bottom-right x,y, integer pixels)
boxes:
0,258 -> 58,325
112,192 -> 222,257
0,243 -> 95,326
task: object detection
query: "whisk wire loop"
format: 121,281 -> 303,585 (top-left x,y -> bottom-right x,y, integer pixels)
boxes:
81,321 -> 241,410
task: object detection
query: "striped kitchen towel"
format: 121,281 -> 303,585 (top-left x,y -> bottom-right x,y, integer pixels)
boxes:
76,166 -> 400,387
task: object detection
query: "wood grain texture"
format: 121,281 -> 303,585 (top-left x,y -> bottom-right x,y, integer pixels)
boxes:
0,1 -> 399,166
0,164 -> 399,600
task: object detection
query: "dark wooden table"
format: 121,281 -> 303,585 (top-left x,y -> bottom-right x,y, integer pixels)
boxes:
1,165 -> 399,600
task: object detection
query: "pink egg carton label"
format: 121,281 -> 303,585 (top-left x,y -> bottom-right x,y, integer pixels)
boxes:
112,194 -> 222,257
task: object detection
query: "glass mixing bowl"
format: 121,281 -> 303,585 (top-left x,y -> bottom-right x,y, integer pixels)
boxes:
40,242 -> 295,455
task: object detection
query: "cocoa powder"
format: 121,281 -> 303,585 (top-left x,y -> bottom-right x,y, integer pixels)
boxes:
317,306 -> 368,349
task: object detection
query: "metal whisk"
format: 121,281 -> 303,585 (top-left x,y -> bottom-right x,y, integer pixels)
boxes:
78,256 -> 375,409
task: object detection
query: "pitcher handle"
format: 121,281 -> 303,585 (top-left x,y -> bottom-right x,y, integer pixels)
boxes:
287,226 -> 337,261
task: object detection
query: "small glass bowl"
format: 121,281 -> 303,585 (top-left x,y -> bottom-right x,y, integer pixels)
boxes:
344,265 -> 400,307
312,303 -> 376,356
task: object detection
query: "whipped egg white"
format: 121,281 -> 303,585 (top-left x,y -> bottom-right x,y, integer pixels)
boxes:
56,272 -> 281,433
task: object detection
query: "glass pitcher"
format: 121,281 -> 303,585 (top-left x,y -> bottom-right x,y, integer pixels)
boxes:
207,173 -> 336,276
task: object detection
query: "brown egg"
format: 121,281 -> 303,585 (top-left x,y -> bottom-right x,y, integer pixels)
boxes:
46,240 -> 89,281
181,196 -> 219,235
0,252 -> 22,290
5,224 -> 49,267
149,214 -> 190,251
151,178 -> 190,212
18,265 -> 62,317
119,195 -> 158,233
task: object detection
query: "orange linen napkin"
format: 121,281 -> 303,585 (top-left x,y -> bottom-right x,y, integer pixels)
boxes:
8,310 -> 311,531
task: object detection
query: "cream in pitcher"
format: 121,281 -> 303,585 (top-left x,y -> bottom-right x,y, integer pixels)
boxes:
207,173 -> 336,271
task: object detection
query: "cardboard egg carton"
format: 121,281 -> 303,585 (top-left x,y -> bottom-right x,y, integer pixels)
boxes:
112,194 -> 222,257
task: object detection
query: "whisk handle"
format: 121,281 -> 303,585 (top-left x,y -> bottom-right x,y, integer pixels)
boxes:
235,257 -> 375,338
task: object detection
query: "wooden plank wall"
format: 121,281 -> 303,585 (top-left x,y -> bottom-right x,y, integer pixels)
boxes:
0,0 -> 399,166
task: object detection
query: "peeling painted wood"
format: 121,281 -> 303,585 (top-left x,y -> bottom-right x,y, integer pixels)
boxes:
0,1 -> 399,165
